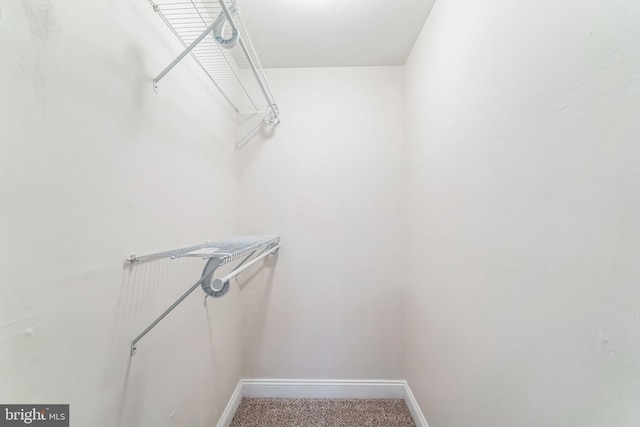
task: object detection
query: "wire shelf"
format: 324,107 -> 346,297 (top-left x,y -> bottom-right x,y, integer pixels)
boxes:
149,0 -> 277,117
127,234 -> 280,356
127,235 -> 280,264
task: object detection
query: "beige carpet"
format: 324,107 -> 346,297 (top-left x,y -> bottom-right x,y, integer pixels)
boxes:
230,398 -> 416,427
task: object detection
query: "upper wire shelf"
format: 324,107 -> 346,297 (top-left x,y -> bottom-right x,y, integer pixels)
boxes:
149,0 -> 279,123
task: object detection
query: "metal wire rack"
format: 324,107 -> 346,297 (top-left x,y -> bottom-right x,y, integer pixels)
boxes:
126,235 -> 279,263
128,235 -> 280,355
149,0 -> 279,122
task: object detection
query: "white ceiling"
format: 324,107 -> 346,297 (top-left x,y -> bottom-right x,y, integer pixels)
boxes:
236,0 -> 436,68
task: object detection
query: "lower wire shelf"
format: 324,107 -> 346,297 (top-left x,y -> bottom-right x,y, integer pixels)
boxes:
127,235 -> 280,356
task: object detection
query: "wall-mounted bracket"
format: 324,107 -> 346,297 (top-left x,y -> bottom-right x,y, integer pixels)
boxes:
125,254 -> 139,263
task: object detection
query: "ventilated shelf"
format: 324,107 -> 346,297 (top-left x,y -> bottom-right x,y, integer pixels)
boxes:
127,235 -> 280,355
127,234 -> 280,263
149,0 -> 279,123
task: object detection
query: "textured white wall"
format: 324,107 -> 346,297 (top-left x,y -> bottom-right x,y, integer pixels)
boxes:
0,0 -> 241,426
237,67 -> 406,379
404,0 -> 640,426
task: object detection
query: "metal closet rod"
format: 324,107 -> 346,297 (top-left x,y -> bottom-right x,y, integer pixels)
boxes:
152,0 -> 279,122
210,244 -> 280,292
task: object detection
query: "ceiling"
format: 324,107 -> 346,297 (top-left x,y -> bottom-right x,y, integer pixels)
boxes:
236,0 -> 436,68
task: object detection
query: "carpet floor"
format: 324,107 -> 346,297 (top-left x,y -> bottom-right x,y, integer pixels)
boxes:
230,398 -> 416,427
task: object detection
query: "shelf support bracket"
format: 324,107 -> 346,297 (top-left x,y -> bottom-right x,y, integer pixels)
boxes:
153,20 -> 218,92
130,267 -> 216,356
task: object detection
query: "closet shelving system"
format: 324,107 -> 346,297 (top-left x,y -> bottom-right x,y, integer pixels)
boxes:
149,0 -> 279,148
127,235 -> 280,355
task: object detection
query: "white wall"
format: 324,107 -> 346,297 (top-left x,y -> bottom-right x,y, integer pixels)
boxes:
237,67 -> 406,379
0,1 -> 241,425
7,0 -> 640,424
404,0 -> 640,426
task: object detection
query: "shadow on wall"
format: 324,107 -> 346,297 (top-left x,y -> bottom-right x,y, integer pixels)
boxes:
236,113 -> 278,151
237,258 -> 277,374
122,44 -> 148,126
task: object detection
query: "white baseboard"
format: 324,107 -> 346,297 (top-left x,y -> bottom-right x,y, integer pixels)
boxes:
403,381 -> 430,427
242,379 -> 405,399
218,378 -> 429,427
216,381 -> 243,427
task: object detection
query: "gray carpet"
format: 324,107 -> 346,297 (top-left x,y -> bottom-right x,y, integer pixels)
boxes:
230,398 -> 416,427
